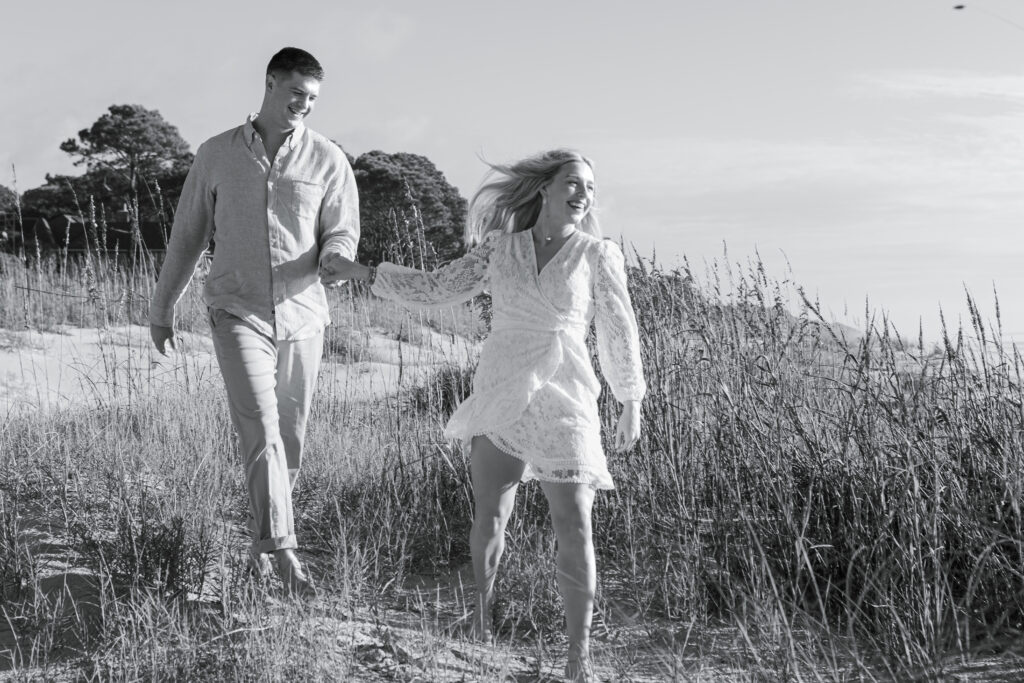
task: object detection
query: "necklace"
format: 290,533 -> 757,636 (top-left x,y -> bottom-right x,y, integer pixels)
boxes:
534,227 -> 575,246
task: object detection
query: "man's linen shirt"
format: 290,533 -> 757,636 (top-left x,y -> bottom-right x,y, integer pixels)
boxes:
150,114 -> 359,340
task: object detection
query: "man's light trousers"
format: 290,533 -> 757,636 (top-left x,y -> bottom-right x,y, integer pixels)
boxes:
209,308 -> 323,554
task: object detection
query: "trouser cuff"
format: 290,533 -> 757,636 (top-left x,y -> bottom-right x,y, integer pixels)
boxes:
252,534 -> 297,554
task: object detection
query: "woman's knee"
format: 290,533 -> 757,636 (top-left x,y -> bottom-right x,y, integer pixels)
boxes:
551,509 -> 592,546
473,496 -> 514,535
545,487 -> 595,543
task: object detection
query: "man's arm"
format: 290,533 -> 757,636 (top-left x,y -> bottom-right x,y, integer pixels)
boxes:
149,144 -> 216,351
317,154 -> 360,284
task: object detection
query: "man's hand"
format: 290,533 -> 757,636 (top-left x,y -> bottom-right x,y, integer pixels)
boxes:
319,253 -> 369,287
614,400 -> 642,452
150,323 -> 176,356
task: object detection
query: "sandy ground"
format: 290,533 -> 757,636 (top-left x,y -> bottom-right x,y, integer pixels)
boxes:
0,323 -> 478,416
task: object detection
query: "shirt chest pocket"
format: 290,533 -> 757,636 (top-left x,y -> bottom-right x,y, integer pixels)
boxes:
285,179 -> 324,220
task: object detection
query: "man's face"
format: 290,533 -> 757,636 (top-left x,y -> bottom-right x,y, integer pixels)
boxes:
265,70 -> 320,129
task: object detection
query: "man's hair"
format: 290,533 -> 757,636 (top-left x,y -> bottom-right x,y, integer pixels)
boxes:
266,47 -> 325,80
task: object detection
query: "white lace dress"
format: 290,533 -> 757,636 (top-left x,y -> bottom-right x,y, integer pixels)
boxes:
371,229 -> 647,489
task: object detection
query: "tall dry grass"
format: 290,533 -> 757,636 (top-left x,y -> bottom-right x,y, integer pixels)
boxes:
1,203 -> 1022,680
596,252 -> 1024,678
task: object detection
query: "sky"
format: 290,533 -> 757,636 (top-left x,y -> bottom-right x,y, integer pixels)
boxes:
3,0 -> 1023,343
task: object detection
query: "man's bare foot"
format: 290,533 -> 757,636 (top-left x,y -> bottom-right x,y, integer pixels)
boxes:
247,548 -> 272,578
274,549 -> 315,599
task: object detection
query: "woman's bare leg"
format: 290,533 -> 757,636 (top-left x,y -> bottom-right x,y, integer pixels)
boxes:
468,436 -> 525,640
539,481 -> 596,671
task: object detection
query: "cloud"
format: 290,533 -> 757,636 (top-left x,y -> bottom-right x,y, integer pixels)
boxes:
585,71 -> 1024,340
854,70 -> 1024,103
589,71 -> 1024,225
590,118 -> 1024,299
594,133 -> 1022,208
351,10 -> 416,61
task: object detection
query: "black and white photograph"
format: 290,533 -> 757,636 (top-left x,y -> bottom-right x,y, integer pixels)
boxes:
1,2 -> 1023,680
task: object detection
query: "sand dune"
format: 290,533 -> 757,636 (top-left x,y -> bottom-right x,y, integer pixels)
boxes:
0,323 -> 478,416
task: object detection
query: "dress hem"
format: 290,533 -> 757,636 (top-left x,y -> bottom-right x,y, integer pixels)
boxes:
462,432 -> 615,491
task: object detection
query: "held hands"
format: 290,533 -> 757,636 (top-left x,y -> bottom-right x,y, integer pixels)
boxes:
319,253 -> 369,287
614,400 -> 642,452
150,323 -> 175,356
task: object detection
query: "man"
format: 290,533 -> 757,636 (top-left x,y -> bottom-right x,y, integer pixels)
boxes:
149,47 -> 358,596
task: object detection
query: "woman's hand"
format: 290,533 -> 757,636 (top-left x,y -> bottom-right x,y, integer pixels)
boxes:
319,253 -> 370,286
614,400 -> 641,452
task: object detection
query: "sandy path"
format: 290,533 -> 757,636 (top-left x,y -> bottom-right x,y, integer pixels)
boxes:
0,324 -> 478,416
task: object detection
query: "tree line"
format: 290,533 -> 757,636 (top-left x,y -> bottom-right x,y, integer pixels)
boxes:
0,105 -> 467,266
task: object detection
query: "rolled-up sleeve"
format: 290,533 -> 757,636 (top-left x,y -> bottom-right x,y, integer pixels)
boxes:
149,144 -> 215,329
318,155 -> 360,263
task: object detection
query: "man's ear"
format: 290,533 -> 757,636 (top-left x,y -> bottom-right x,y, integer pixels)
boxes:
265,73 -> 276,92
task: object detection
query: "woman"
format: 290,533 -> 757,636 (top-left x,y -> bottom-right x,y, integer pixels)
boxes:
326,149 -> 645,681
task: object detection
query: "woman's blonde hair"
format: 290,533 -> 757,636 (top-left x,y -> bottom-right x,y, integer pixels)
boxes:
465,149 -> 600,247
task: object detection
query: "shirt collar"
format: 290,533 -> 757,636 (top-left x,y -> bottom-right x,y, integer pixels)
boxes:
243,113 -> 306,151
243,113 -> 259,144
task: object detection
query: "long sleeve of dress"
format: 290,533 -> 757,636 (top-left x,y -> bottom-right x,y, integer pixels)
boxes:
370,231 -> 498,307
594,240 -> 647,403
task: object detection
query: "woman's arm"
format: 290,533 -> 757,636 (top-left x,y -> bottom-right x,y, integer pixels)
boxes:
615,400 -> 642,452
323,231 -> 500,308
593,240 -> 647,451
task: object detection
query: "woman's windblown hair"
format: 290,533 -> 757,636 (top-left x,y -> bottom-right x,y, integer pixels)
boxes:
464,149 -> 600,248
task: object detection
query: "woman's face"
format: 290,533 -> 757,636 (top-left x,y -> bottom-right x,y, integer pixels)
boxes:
542,160 -> 595,225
